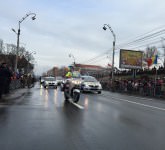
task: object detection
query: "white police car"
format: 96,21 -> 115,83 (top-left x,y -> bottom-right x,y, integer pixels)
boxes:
43,77 -> 57,89
81,76 -> 102,94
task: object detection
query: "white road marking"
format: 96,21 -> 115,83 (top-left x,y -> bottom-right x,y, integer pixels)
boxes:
70,101 -> 84,109
111,96 -> 165,111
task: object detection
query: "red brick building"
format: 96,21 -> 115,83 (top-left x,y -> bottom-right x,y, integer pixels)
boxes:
74,64 -> 104,75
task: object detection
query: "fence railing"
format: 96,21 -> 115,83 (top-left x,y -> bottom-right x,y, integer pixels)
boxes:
101,82 -> 165,99
8,79 -> 165,99
10,79 -> 22,90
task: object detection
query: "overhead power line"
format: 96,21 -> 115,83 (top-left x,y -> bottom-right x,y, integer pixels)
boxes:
117,29 -> 165,49
81,25 -> 165,65
79,50 -> 109,64
86,55 -> 109,65
117,24 -> 165,47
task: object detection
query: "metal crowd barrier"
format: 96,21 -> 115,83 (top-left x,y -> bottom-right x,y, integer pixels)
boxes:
101,82 -> 165,99
10,79 -> 22,90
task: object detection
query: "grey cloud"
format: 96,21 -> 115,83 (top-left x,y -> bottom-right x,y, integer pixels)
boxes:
1,0 -> 165,75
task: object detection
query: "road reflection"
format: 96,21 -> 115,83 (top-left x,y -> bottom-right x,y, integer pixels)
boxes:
40,85 -> 43,96
84,96 -> 89,109
44,89 -> 49,108
40,85 -> 65,108
54,89 -> 64,107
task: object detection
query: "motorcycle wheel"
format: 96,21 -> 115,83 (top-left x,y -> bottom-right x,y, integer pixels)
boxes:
64,92 -> 69,100
73,92 -> 80,103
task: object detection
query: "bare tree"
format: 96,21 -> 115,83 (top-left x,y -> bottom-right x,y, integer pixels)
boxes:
0,38 -> 35,73
6,44 -> 17,54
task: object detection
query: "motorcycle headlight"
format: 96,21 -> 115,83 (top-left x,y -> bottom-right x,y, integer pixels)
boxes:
72,80 -> 76,84
76,81 -> 81,85
72,80 -> 81,85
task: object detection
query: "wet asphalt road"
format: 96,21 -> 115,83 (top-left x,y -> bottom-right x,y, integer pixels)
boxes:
0,83 -> 165,150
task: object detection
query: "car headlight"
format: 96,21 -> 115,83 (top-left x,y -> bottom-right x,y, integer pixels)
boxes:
96,83 -> 102,88
45,81 -> 49,84
83,83 -> 90,87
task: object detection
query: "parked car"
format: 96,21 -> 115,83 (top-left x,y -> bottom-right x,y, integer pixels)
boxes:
81,76 -> 102,94
43,77 -> 57,89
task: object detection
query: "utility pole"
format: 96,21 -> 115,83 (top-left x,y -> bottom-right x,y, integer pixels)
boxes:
103,24 -> 116,91
12,12 -> 36,73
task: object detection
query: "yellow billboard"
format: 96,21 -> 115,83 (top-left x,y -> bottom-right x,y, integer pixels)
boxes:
120,49 -> 143,69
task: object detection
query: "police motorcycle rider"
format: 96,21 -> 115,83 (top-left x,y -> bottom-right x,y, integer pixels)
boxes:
63,66 -> 81,103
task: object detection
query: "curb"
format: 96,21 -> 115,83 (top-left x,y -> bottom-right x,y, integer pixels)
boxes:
0,88 -> 28,102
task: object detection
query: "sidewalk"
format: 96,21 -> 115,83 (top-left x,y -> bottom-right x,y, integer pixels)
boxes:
0,88 -> 28,102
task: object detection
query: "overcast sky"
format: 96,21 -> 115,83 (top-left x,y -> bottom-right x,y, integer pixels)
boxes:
1,0 -> 165,75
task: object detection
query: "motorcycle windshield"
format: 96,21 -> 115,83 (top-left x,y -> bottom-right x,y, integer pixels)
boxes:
72,71 -> 81,78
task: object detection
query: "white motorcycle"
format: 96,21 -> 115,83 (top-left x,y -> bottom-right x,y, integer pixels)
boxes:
63,79 -> 81,103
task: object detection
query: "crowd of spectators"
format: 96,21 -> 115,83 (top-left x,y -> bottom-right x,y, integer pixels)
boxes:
115,66 -> 165,76
100,66 -> 165,98
0,62 -> 35,99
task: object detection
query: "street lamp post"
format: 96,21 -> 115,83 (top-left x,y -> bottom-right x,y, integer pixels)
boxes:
12,12 -> 36,73
103,24 -> 116,90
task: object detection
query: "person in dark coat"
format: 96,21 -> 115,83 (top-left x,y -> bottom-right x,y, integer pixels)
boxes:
0,63 -> 6,98
0,63 -> 13,95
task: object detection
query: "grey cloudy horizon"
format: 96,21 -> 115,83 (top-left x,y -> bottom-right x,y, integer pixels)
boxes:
1,0 -> 165,75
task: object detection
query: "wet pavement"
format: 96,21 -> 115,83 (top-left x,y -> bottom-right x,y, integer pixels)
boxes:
0,83 -> 165,150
